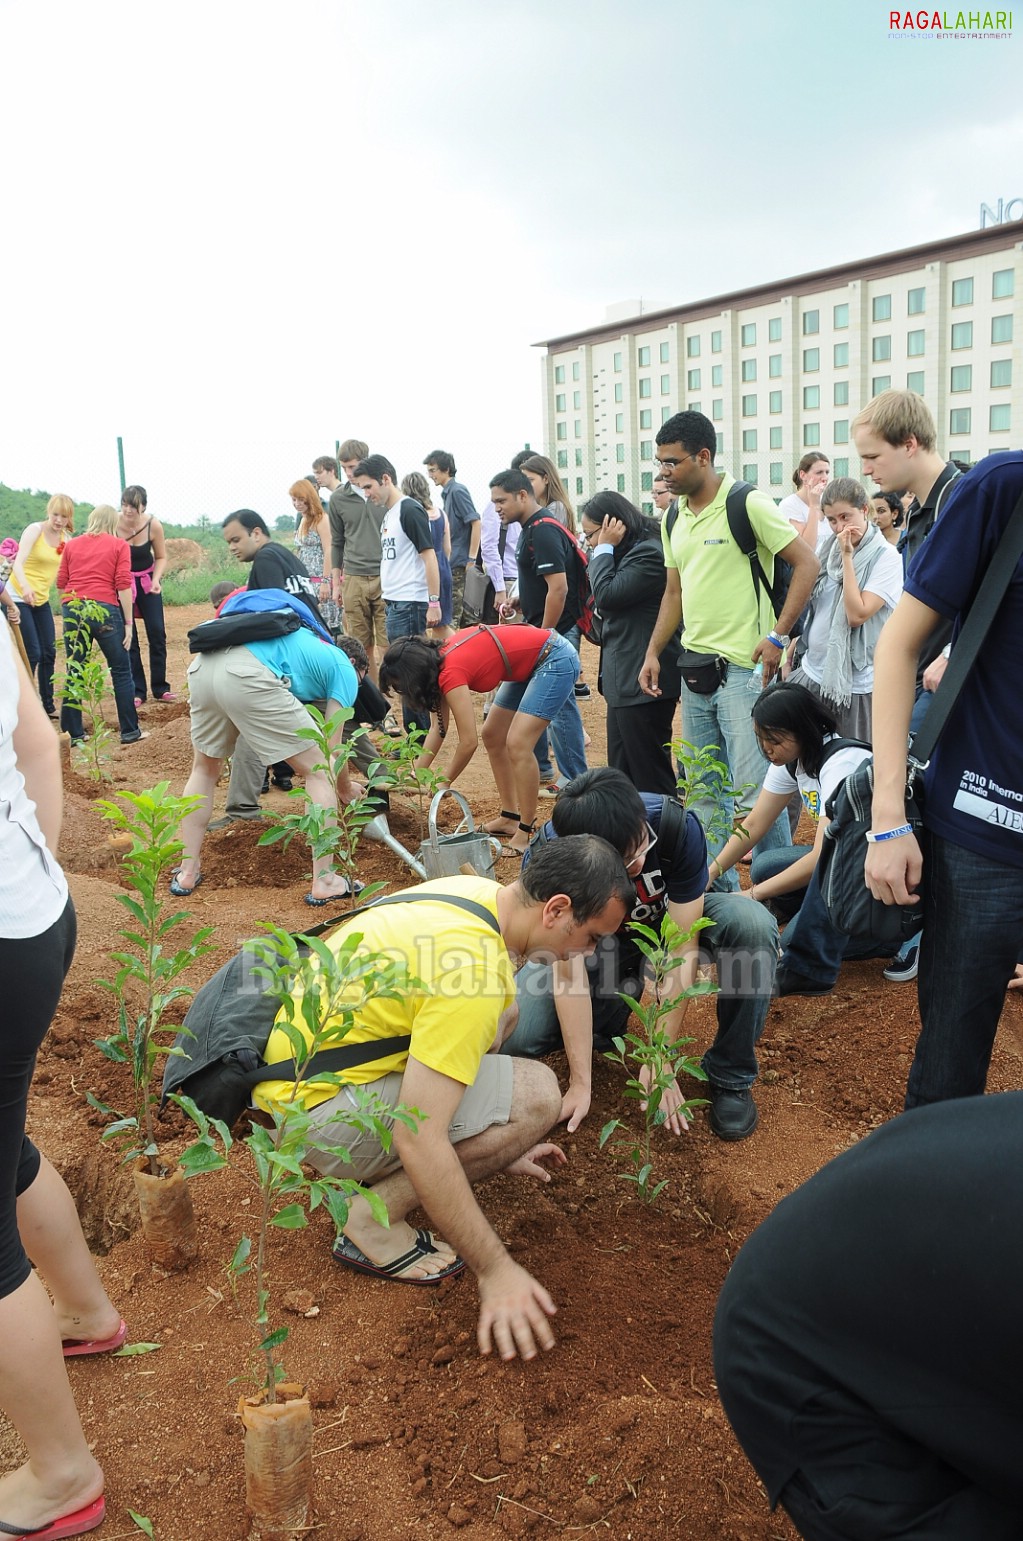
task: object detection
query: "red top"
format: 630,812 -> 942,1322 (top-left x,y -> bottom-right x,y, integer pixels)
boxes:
57,534 -> 132,604
439,625 -> 552,694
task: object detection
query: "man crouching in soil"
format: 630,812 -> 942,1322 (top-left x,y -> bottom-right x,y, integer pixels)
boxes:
253,836 -> 634,1362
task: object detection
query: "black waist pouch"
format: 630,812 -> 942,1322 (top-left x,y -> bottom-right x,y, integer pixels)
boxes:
678,650 -> 728,695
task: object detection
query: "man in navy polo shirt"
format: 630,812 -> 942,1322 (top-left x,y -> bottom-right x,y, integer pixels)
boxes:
424,449 -> 480,626
503,768 -> 779,1142
866,450 -> 1023,1108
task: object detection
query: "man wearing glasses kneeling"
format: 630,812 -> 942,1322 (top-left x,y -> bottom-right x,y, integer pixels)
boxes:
502,768 -> 779,1142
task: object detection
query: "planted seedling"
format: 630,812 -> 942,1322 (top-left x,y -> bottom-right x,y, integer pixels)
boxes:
672,736 -> 754,852
60,597 -> 118,780
88,783 -> 215,1268
600,913 -> 715,1204
368,723 -> 445,844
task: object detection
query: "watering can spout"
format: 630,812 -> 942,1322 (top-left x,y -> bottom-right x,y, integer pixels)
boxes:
362,813 -> 428,879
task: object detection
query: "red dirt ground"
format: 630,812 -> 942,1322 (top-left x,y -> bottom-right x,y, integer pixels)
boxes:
11,604 -> 1023,1540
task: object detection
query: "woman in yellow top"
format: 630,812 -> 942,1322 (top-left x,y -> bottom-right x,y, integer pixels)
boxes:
8,494 -> 74,718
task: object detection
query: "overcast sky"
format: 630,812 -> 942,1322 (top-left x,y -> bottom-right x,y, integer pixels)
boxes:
1,0 -> 1019,523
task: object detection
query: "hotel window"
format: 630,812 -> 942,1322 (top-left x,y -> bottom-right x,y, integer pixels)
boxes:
872,375 -> 891,394
741,463 -> 757,482
660,374 -> 671,394
687,336 -> 701,357
616,474 -> 626,492
638,378 -> 652,399
638,346 -> 651,366
834,380 -> 849,406
555,365 -> 565,384
949,408 -> 971,435
803,347 -> 820,371
991,359 -> 1013,388
992,314 -> 1014,344
616,444 -> 625,462
573,390 -> 581,409
741,323 -> 756,346
770,462 -> 783,485
641,471 -> 653,491
872,335 -> 891,362
834,419 -> 849,444
614,382 -> 623,402
662,406 -> 672,423
872,294 -> 891,322
769,354 -> 782,377
660,341 -> 670,363
993,268 -> 1015,299
951,322 -> 973,350
803,309 -> 820,335
639,409 -> 652,429
642,502 -> 654,515
555,394 -> 565,411
803,424 -> 821,447
574,420 -> 581,438
769,390 -> 783,413
907,287 -> 925,315
712,399 -> 723,420
769,316 -> 782,342
951,277 -> 973,307
640,441 -> 653,461
557,450 -> 568,468
556,423 -> 566,440
906,371 -> 925,394
711,330 -> 722,352
575,478 -> 584,495
743,429 -> 758,451
803,385 -> 820,409
833,302 -> 849,328
834,342 -> 849,368
716,433 -> 724,455
614,352 -> 622,371
990,404 -> 1012,432
950,365 -> 972,392
688,401 -> 701,413
687,369 -> 701,390
712,364 -> 723,386
575,449 -> 583,466
769,426 -> 783,449
742,394 -> 757,416
615,412 -> 624,431
833,458 -> 849,476
741,359 -> 757,382
570,362 -> 579,381
907,329 -> 925,357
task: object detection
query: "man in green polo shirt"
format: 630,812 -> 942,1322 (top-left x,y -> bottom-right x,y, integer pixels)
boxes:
639,411 -> 818,886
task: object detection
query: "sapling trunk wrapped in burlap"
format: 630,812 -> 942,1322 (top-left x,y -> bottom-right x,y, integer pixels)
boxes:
132,1160 -> 198,1270
240,1386 -> 313,1537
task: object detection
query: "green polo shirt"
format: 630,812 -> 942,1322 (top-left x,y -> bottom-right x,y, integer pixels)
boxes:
661,473 -> 795,666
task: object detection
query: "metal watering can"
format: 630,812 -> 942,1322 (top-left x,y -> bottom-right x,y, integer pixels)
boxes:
418,789 -> 502,880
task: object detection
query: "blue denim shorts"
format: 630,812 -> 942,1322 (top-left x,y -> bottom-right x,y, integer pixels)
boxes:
493,631 -> 581,721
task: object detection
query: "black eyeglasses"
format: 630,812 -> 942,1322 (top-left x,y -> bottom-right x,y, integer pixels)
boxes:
655,453 -> 701,470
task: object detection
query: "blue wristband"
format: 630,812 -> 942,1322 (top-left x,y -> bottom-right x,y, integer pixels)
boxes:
865,824 -> 914,843
767,632 -> 785,649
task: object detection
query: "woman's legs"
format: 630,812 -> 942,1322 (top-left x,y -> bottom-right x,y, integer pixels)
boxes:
504,711 -> 546,848
90,608 -> 141,738
481,705 -> 522,832
33,603 -> 57,716
135,588 -> 170,698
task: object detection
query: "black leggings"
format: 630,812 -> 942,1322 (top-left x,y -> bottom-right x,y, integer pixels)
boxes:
0,897 -> 77,1299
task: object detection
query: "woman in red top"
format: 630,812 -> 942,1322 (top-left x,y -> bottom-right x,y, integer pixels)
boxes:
57,505 -> 145,746
379,623 -> 580,854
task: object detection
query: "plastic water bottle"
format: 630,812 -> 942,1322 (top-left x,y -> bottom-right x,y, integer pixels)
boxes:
747,661 -> 764,693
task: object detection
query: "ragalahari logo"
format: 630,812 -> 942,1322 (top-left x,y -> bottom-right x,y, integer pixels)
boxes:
889,8 -> 1013,34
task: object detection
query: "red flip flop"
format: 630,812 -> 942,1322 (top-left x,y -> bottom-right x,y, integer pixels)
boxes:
62,1318 -> 127,1357
0,1495 -> 105,1539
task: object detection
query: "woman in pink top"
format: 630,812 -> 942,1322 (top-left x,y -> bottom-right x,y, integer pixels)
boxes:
57,505 -> 144,746
379,623 -> 580,854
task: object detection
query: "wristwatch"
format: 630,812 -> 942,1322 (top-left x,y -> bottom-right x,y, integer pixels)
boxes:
428,594 -> 440,603
766,631 -> 790,649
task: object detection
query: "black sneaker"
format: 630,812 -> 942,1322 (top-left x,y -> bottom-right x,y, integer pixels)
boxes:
574,681 -> 591,699
708,1086 -> 758,1142
274,775 -> 294,791
261,772 -> 271,795
772,966 -> 833,998
883,944 -> 920,983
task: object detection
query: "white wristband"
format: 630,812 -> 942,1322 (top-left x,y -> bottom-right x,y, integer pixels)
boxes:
865,824 -> 914,843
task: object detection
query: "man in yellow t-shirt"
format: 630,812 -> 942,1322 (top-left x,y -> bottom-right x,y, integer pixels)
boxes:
639,411 -> 819,883
253,835 -> 633,1364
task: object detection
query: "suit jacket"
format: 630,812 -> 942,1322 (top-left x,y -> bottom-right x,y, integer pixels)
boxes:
587,535 -> 682,707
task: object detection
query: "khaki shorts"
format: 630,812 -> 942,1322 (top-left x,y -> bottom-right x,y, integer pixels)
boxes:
186,648 -> 315,765
341,573 -> 387,655
304,1052 -> 514,1184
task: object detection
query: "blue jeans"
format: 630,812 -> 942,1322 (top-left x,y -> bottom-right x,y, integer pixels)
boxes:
384,599 -> 430,735
759,848 -> 885,987
907,832 -> 1023,1109
59,603 -> 140,740
15,601 -> 56,714
506,892 -> 779,1091
682,669 -> 789,890
493,632 -> 580,720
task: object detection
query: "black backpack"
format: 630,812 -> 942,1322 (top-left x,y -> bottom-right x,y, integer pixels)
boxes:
665,480 -> 790,623
161,891 -> 501,1126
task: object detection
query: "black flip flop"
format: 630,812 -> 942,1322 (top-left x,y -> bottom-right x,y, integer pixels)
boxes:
332,1228 -> 466,1286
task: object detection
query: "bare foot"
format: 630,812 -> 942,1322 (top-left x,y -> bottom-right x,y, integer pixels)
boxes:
0,1458 -> 104,1536
56,1305 -> 123,1345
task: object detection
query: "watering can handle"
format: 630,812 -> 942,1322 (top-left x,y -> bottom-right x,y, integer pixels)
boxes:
428,787 -> 476,846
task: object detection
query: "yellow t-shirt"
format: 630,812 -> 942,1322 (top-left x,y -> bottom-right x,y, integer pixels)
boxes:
253,876 -> 514,1113
17,530 -> 63,605
661,473 -> 796,666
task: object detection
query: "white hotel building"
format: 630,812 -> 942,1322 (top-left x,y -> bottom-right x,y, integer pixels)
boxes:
536,221 -> 1022,513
